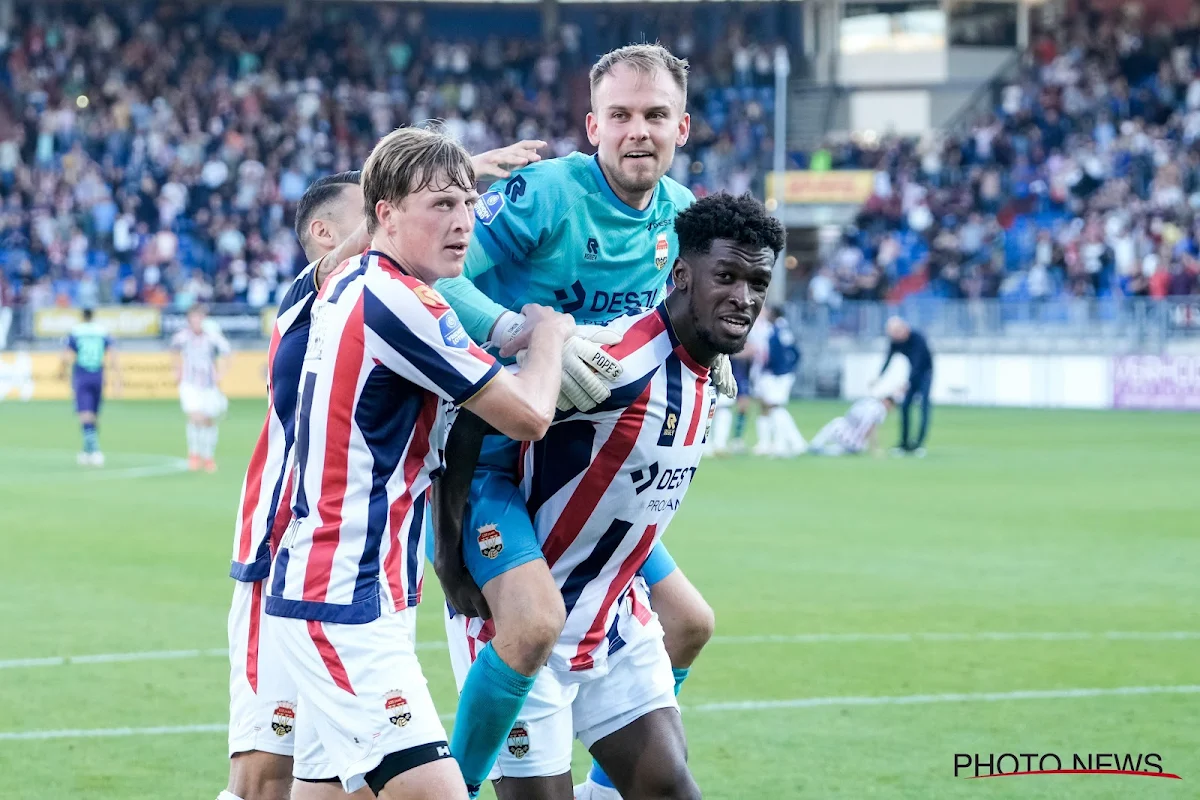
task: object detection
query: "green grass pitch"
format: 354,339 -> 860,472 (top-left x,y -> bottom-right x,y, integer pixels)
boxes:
1,399 -> 1198,799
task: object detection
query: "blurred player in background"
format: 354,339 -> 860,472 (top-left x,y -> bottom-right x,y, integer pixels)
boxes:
223,139 -> 548,800
438,193 -> 782,800
172,304 -> 231,472
809,388 -> 900,456
873,316 -> 934,456
752,306 -> 805,457
706,326 -> 758,456
61,307 -> 120,466
431,44 -> 729,799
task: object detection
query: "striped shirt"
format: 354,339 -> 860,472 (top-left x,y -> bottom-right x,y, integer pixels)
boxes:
171,322 -> 231,388
266,250 -> 501,624
840,397 -> 888,452
460,305 -> 714,675
230,261 -> 358,582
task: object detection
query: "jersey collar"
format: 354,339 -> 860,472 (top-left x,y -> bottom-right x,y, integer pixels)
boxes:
656,303 -> 710,377
588,154 -> 657,220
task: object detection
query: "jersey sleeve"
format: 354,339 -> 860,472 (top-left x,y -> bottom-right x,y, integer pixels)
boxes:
169,330 -> 186,351
362,280 -> 501,405
66,332 -> 78,352
210,327 -> 232,357
436,265 -> 510,344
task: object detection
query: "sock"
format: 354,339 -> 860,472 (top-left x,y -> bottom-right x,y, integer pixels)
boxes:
82,422 -> 98,454
672,666 -> 690,695
771,407 -> 806,452
217,792 -> 244,800
755,415 -> 772,453
186,424 -> 200,457
450,643 -> 536,791
733,410 -> 747,439
710,406 -> 733,451
205,425 -> 219,459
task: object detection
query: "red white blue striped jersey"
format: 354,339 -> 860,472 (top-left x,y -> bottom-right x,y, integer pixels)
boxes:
840,397 -> 887,452
464,305 -> 713,674
171,321 -> 231,388
229,260 -> 357,582
266,250 -> 500,624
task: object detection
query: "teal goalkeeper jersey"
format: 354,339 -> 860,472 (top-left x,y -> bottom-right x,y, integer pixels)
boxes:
436,152 -> 696,343
67,321 -> 112,373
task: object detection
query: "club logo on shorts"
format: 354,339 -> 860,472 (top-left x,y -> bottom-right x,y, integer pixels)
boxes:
384,690 -> 411,728
477,523 -> 503,559
655,233 -> 670,270
271,702 -> 296,737
507,723 -> 530,759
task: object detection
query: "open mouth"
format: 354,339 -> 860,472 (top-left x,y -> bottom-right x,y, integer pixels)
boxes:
718,314 -> 751,335
445,243 -> 468,257
624,150 -> 654,162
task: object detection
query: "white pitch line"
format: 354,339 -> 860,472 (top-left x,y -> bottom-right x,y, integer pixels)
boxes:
5,632 -> 1200,671
4,685 -> 1200,742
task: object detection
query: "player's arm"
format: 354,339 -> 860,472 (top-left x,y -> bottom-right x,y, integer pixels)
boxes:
212,330 -> 233,383
878,341 -> 898,378
431,410 -> 497,619
169,334 -> 183,383
436,246 -> 513,346
314,220 -> 370,290
104,339 -> 122,395
59,336 -> 76,380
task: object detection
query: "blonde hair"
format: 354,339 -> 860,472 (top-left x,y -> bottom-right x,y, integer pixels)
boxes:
361,126 -> 476,234
589,43 -> 689,109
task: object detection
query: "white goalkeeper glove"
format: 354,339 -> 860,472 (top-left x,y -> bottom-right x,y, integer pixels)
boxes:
489,310 -> 528,355
518,324 -> 624,412
712,354 -> 738,399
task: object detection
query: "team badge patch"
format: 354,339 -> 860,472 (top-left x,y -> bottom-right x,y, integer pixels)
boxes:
655,233 -> 670,270
474,191 -> 505,225
384,690 -> 411,728
414,284 -> 447,308
703,396 -> 717,442
477,523 -> 503,559
271,702 -> 296,737
507,723 -> 530,759
439,310 -> 469,349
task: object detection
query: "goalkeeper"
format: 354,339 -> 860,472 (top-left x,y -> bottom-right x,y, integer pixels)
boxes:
432,44 -> 733,799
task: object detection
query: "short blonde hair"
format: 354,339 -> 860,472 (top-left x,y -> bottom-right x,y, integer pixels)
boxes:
589,43 -> 689,109
361,126 -> 476,234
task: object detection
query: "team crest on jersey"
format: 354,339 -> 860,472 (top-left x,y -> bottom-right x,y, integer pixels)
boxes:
654,233 -> 670,270
474,191 -> 505,225
413,284 -> 447,308
507,723 -> 530,758
477,524 -> 503,559
271,702 -> 296,737
384,691 -> 411,727
703,396 -> 717,442
439,310 -> 469,349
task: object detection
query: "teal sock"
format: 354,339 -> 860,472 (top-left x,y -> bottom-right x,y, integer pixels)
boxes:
733,411 -> 747,438
588,666 -> 693,788
450,643 -> 536,792
82,423 -> 98,453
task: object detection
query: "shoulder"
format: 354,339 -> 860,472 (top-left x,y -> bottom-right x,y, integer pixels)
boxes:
658,175 -> 696,210
487,155 -> 588,208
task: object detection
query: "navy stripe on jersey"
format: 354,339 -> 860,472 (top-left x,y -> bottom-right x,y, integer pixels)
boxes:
406,493 -> 426,608
560,518 -> 633,618
291,371 -> 318,520
362,288 -> 494,404
526,420 -> 596,518
271,547 -> 290,600
587,368 -> 657,416
657,354 -> 683,446
278,266 -> 316,314
353,366 -> 425,605
328,256 -> 369,304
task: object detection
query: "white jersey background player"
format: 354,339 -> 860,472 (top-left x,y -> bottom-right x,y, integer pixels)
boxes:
172,304 -> 231,472
810,361 -> 908,456
436,193 -> 782,800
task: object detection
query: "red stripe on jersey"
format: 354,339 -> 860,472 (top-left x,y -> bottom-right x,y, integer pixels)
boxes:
316,256 -> 356,300
237,418 -> 272,563
604,312 -> 667,362
478,619 -> 496,645
542,383 -> 652,567
569,523 -> 658,671
517,440 -> 530,485
246,580 -> 263,693
682,375 -> 706,446
269,469 -> 294,556
302,295 -> 366,603
673,343 -> 709,377
307,620 -> 355,695
629,589 -> 652,625
383,394 -> 438,611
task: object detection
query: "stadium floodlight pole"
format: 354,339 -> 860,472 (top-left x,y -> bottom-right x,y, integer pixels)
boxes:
770,43 -> 790,305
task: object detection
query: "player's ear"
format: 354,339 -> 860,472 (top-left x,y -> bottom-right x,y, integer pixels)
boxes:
676,112 -> 691,147
585,112 -> 600,147
670,256 -> 688,291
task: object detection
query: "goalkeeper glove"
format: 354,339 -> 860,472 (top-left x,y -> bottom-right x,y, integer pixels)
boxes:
518,325 -> 624,412
711,354 -> 738,399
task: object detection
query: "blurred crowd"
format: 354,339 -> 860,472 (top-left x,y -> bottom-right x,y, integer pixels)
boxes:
0,1 -> 787,314
809,5 -> 1200,306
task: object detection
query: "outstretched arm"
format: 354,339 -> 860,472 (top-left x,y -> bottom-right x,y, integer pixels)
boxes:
433,410 -> 497,619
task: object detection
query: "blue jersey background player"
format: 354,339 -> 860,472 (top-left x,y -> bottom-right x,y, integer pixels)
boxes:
432,44 -> 726,799
62,308 -> 119,467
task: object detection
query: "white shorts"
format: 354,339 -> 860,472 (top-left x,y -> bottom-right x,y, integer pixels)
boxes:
446,608 -> 678,780
180,383 -> 228,418
273,605 -> 450,793
755,373 -> 795,406
228,579 -> 297,758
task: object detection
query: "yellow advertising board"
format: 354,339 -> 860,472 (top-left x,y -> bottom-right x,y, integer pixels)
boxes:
0,351 -> 269,402
33,306 -> 162,339
766,170 -> 875,205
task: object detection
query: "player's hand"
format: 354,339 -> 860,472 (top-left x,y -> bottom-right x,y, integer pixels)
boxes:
553,325 -> 624,412
471,140 -> 547,182
433,525 -> 491,620
712,354 -> 738,399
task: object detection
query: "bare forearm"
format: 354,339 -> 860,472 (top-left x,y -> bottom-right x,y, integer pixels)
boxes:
510,324 -> 567,423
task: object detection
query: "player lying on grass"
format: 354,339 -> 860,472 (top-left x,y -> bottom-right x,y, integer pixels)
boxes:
808,385 -> 904,456
434,193 -> 784,800
222,136 -> 547,800
430,44 -> 724,799
263,126 -> 576,800
61,307 -> 120,466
